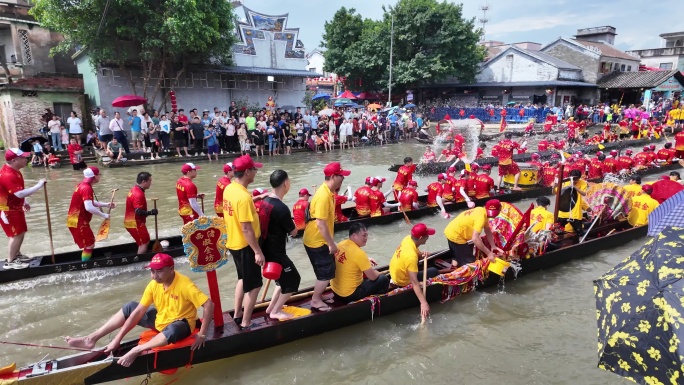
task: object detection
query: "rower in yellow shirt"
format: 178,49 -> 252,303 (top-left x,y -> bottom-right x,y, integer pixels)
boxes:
623,175 -> 643,200
443,199 -> 504,266
553,169 -> 588,234
627,184 -> 659,227
389,223 -> 439,320
531,196 -> 554,232
331,223 -> 389,302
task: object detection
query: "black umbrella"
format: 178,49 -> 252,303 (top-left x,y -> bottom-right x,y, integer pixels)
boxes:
557,186 -> 579,212
594,226 -> 684,384
20,136 -> 48,153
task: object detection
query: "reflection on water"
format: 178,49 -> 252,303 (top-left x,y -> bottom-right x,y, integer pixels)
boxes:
0,142 -> 667,385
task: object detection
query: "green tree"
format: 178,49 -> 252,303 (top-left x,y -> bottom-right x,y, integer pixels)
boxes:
30,0 -> 238,111
321,0 -> 484,94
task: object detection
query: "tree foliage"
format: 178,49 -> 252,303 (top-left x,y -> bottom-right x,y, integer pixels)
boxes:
30,0 -> 238,110
321,0 -> 484,93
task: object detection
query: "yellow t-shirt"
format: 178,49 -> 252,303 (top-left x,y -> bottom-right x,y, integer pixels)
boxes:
444,207 -> 487,244
531,206 -> 554,232
303,183 -> 334,248
331,239 -> 372,297
628,195 -> 659,227
556,179 -> 588,220
223,182 -> 260,250
389,235 -> 420,287
139,272 -> 209,332
623,183 -> 643,199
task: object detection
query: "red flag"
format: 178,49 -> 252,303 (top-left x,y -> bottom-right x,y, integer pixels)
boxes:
504,203 -> 533,252
499,116 -> 507,133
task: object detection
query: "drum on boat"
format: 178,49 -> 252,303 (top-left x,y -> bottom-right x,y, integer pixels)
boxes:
503,165 -> 539,188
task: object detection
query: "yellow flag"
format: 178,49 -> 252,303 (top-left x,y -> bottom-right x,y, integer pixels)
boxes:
465,163 -> 471,172
598,143 -> 605,150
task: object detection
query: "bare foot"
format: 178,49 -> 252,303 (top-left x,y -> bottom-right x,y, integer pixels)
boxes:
65,336 -> 96,349
117,348 -> 141,367
512,186 -> 523,191
270,310 -> 294,321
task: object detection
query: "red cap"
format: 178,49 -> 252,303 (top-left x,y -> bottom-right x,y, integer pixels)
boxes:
144,253 -> 174,269
437,173 -> 446,180
252,188 -> 269,196
485,199 -> 502,217
5,148 -> 30,161
408,180 -> 418,187
447,166 -> 456,172
323,162 -> 351,177
551,153 -> 560,159
661,175 -> 670,180
83,166 -> 101,181
649,144 -> 656,150
233,155 -> 263,172
411,223 -> 436,238
181,162 -> 201,174
469,114 -> 475,119
642,184 -> 654,193
596,151 -> 603,157
482,164 -> 492,170
531,153 -> 540,159
610,150 -> 618,156
223,162 -> 233,173
625,149 -> 633,155
299,188 -> 311,196
470,163 -> 480,172
643,146 -> 649,151
365,176 -> 371,184
375,176 -> 386,183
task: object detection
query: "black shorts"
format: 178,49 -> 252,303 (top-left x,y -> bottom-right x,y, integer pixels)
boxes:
99,134 -> 113,142
266,253 -> 301,294
304,245 -> 336,281
122,301 -> 192,343
229,246 -> 263,292
447,240 -> 475,267
174,138 -> 187,148
619,133 -> 628,139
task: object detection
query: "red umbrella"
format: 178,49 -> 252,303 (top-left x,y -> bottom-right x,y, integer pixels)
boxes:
337,90 -> 356,99
112,95 -> 147,108
650,178 -> 684,203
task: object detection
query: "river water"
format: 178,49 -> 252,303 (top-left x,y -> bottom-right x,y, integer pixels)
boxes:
0,138 -> 669,384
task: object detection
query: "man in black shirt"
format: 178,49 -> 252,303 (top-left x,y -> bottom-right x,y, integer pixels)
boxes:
189,117 -> 204,156
258,169 -> 301,320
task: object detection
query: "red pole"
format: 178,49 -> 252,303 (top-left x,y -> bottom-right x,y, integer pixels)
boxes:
206,270 -> 224,328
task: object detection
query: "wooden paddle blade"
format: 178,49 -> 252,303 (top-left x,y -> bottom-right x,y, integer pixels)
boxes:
95,218 -> 111,241
152,240 -> 163,252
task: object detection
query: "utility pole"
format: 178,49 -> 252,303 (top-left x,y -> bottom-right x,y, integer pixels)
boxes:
479,4 -> 490,42
388,13 -> 394,107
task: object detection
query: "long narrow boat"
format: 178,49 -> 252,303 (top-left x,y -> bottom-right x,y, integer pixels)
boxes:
390,136 -> 670,174
1,162 -> 678,285
0,221 -> 647,384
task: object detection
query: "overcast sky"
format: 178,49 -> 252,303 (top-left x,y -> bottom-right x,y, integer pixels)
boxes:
239,0 -> 675,52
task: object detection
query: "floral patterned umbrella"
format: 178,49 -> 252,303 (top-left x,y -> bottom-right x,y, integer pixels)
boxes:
594,226 -> 684,385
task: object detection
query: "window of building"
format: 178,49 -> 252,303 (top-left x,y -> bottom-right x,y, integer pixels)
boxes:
18,30 -> 32,65
620,64 -> 626,72
627,66 -> 632,72
308,67 -> 316,72
53,103 -> 72,120
660,63 -> 673,70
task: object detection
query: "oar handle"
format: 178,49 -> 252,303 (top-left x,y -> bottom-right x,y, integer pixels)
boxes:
106,189 -> 119,214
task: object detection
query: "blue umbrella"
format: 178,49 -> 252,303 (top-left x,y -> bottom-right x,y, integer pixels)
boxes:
312,93 -> 330,101
648,190 -> 684,236
404,103 -> 416,108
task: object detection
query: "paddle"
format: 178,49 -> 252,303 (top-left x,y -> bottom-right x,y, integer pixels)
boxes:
151,198 -> 162,252
580,205 -> 607,243
199,195 -> 205,213
260,280 -> 272,302
393,190 -> 411,224
421,253 -> 428,325
95,189 -> 118,242
43,181 -> 55,264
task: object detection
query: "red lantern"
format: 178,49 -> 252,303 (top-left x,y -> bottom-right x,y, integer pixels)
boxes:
171,102 -> 178,108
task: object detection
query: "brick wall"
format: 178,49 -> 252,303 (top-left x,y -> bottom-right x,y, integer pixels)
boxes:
543,44 -> 600,83
0,86 -> 85,148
